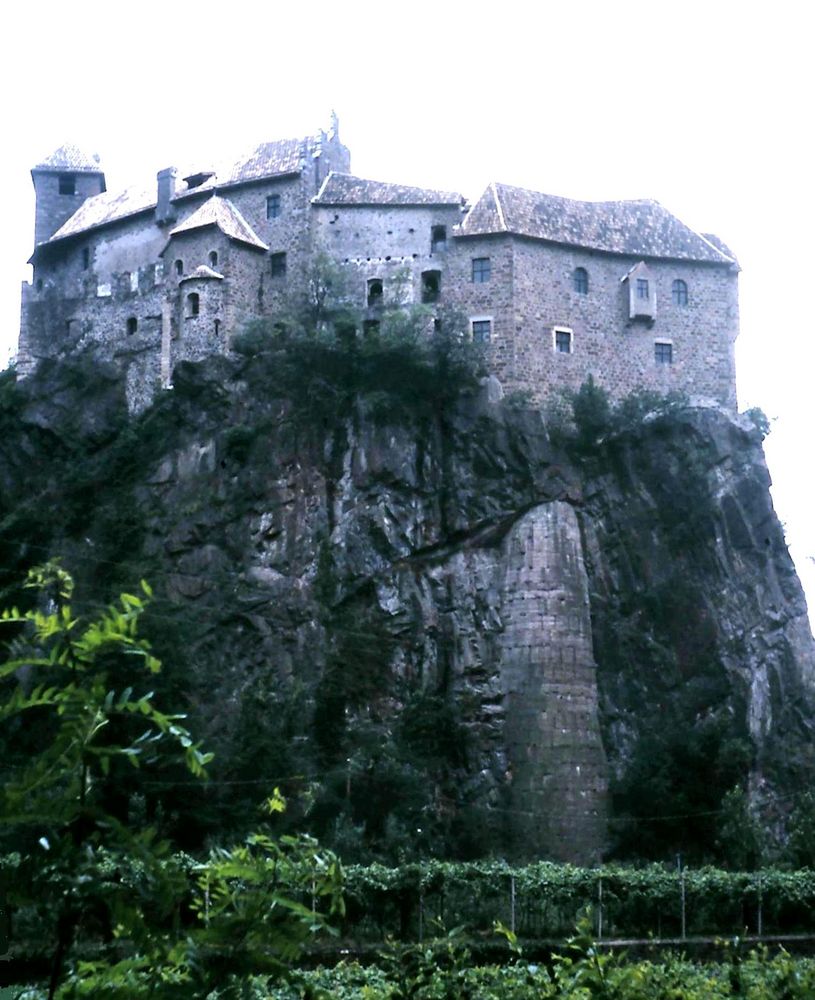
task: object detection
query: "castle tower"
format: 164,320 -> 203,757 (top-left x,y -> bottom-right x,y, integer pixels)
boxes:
31,144 -> 106,248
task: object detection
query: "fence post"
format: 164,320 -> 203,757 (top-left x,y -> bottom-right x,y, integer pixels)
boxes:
597,876 -> 604,940
510,874 -> 516,935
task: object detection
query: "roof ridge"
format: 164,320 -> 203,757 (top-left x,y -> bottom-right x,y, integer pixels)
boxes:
491,181 -> 508,232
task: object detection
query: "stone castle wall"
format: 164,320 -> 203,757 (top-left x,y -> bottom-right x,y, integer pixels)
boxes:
19,137 -> 739,414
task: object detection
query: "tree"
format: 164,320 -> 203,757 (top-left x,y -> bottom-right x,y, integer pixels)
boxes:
1,562 -> 342,998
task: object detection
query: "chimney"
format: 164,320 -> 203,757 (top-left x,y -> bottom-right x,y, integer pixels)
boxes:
156,167 -> 178,225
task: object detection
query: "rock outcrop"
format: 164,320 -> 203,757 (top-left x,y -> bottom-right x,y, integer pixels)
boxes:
0,354 -> 811,863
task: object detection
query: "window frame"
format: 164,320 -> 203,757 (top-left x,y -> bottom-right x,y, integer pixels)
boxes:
573,267 -> 589,295
471,257 -> 491,283
654,340 -> 673,365
553,326 -> 573,354
470,316 -> 492,343
636,278 -> 649,300
58,174 -> 76,196
270,252 -> 287,278
187,292 -> 200,317
671,278 -> 688,306
266,194 -> 281,220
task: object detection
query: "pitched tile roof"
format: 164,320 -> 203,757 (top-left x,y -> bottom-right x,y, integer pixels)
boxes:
314,172 -> 464,206
44,137 -> 307,244
168,196 -> 269,251
457,182 -> 735,265
50,184 -> 156,241
33,143 -> 104,174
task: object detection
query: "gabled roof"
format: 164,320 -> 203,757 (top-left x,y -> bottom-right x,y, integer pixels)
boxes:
33,143 -> 104,174
42,136 -> 307,245
314,171 -> 464,207
457,182 -> 736,265
167,196 -> 269,251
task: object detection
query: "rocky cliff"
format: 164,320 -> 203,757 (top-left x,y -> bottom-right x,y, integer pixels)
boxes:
0,347 -> 811,864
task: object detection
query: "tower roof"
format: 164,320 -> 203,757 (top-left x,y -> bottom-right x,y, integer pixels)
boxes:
166,195 -> 269,251
33,143 -> 104,174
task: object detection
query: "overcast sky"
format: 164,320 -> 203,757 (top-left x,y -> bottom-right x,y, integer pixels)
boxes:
1,0 -> 812,623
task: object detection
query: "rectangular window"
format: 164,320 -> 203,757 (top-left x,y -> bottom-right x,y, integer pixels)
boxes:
472,319 -> 491,343
270,252 -> 287,277
554,328 -> 573,354
421,270 -> 441,303
472,257 -> 491,283
58,174 -> 75,196
655,342 -> 673,364
636,278 -> 649,299
266,194 -> 281,219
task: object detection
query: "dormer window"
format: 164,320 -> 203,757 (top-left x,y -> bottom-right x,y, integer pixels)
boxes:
637,278 -> 649,299
431,225 -> 447,252
266,194 -> 281,219
58,174 -> 75,196
573,267 -> 588,294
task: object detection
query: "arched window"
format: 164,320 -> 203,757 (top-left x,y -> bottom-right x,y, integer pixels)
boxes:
175,259 -> 183,276
126,316 -> 138,335
672,279 -> 688,305
367,278 -> 383,306
573,267 -> 589,294
187,292 -> 200,317
209,251 -> 218,268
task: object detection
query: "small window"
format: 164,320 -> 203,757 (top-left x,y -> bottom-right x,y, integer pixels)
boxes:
573,267 -> 588,294
367,277 -> 383,306
270,252 -> 287,277
431,225 -> 447,252
472,319 -> 492,343
266,194 -> 281,219
554,328 -> 573,354
126,316 -> 138,336
209,250 -> 218,268
58,174 -> 75,196
672,279 -> 688,306
175,259 -> 183,276
421,270 -> 441,303
655,342 -> 673,364
363,319 -> 380,340
82,248 -> 90,271
636,278 -> 649,299
187,292 -> 200,317
214,319 -> 221,337
472,257 -> 491,283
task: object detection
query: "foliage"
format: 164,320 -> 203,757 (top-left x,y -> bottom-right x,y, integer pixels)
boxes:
743,406 -> 772,441
0,565 -> 342,999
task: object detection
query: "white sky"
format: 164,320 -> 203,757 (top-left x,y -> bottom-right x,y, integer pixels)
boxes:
1,0 -> 812,624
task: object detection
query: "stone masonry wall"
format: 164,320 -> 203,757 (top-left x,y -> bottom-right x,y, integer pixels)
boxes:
508,239 -> 738,408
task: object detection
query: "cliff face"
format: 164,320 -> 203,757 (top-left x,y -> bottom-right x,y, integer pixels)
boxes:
0,355 -> 812,863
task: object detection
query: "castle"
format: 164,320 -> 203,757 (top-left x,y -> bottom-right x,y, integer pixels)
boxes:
19,117 -> 740,413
